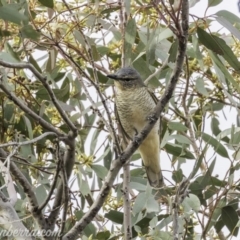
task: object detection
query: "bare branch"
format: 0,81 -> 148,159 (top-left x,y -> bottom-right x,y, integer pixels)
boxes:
122,163 -> 132,239
38,144 -> 63,212
119,0 -> 132,238
47,141 -> 75,229
0,132 -> 57,148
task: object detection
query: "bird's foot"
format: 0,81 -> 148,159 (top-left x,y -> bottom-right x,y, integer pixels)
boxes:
147,113 -> 158,123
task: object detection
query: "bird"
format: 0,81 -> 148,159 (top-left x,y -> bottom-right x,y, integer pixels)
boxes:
107,67 -> 164,188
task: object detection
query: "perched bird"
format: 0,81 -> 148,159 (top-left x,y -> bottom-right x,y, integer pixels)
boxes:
107,67 -> 164,187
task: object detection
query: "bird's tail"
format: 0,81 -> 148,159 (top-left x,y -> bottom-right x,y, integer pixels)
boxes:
145,166 -> 164,188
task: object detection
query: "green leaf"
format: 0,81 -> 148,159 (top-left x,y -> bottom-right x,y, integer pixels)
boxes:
216,16 -> 240,41
211,117 -> 221,136
145,196 -> 159,213
170,134 -> 191,144
202,133 -> 229,158
191,145 -> 207,178
0,52 -> 19,63
168,40 -> 178,63
29,54 -> 42,73
200,158 -> 216,188
36,84 -> 69,101
192,35 -> 204,70
197,27 -> 223,55
208,0 -> 222,8
125,19 -> 136,45
165,143 -> 195,159
105,210 -> 123,224
97,46 -> 109,56
207,199 -> 226,232
0,29 -> 11,37
89,129 -> 101,154
209,51 -> 240,92
38,0 -> 54,8
96,231 -> 111,240
0,5 -> 28,25
172,169 -> 183,183
91,165 -> 108,179
133,192 -> 147,215
197,28 -> 240,72
36,185 -> 47,205
23,116 -> 33,139
215,10 -> 240,25
189,0 -> 201,8
168,122 -> 188,132
20,24 -> 40,40
222,206 -> 239,236
196,78 -> 209,96
182,194 -> 201,212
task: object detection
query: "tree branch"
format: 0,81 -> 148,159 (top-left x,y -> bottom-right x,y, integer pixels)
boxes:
0,80 -> 64,137
0,60 -> 77,137
47,140 -> 75,229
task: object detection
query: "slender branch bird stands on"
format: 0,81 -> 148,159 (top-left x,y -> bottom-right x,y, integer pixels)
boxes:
107,67 -> 164,188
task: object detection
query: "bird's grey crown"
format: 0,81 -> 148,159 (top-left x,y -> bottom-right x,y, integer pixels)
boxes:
115,67 -> 142,80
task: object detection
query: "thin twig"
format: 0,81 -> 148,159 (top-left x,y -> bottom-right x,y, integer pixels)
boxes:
0,132 -> 57,148
38,144 -> 63,211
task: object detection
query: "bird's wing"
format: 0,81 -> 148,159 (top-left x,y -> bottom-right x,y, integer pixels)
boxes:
148,89 -> 163,145
114,103 -> 131,146
148,89 -> 159,105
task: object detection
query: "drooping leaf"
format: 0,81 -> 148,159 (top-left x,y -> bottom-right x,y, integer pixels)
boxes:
172,169 -> 183,183
0,5 -> 28,25
197,27 -> 223,55
216,16 -> 240,41
196,78 -> 209,96
197,28 -> 240,72
165,143 -> 195,159
38,0 -> 54,8
215,10 -> 240,25
222,206 -> 239,236
168,122 -> 188,132
20,24 -> 40,40
202,133 -> 229,158
91,165 -> 108,180
208,0 -> 223,8
105,210 -> 123,224
125,19 -> 136,45
182,194 -> 201,212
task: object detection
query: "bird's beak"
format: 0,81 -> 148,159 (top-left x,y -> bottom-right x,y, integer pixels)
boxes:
107,74 -> 120,80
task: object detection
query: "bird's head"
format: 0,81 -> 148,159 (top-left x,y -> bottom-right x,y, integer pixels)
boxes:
107,67 -> 144,90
